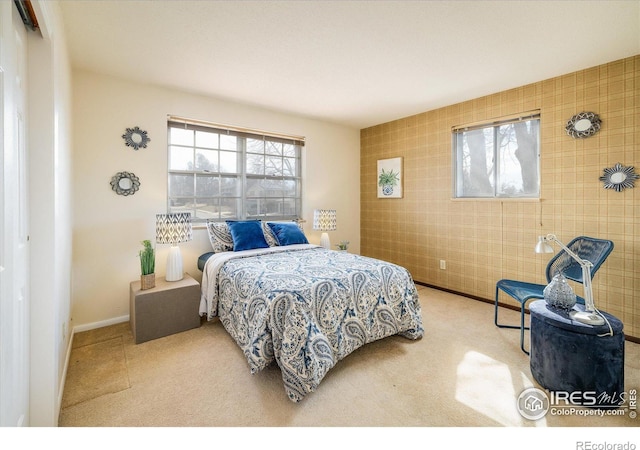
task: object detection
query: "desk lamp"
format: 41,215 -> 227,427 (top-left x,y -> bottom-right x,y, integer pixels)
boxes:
535,234 -> 605,326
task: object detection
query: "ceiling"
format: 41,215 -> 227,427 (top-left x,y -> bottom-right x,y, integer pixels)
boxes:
58,1 -> 640,129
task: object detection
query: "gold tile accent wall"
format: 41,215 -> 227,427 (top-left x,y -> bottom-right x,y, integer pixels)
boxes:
361,55 -> 640,339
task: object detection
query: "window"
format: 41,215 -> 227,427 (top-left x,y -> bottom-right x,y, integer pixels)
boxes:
453,112 -> 540,198
167,118 -> 304,223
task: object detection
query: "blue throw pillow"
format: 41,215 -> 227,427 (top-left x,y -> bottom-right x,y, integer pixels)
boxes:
267,222 -> 309,246
226,220 -> 270,251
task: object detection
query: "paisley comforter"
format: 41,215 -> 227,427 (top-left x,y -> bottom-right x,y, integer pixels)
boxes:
200,244 -> 423,402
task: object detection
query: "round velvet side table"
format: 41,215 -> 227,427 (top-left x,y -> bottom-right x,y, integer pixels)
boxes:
529,300 -> 624,407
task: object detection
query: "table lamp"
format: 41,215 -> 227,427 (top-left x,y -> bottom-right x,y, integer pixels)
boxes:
313,209 -> 336,249
535,234 -> 605,326
156,212 -> 192,281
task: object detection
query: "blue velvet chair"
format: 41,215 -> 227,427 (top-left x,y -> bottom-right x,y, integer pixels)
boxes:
494,236 -> 614,355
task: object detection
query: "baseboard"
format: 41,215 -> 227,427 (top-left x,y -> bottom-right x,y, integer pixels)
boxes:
72,315 -> 130,333
57,326 -> 75,425
415,280 -> 523,311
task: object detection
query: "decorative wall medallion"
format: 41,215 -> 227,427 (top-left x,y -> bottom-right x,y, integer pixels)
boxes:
110,171 -> 141,196
599,163 -> 639,192
122,126 -> 150,150
565,112 -> 601,138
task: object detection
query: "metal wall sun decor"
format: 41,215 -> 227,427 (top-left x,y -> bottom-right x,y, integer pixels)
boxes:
565,112 -> 601,138
110,171 -> 141,196
599,163 -> 639,192
122,126 -> 150,150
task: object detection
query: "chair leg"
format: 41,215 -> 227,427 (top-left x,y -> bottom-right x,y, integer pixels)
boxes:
494,285 -> 512,327
520,302 -> 529,355
494,285 -> 501,327
495,286 -> 521,330
495,285 -> 530,355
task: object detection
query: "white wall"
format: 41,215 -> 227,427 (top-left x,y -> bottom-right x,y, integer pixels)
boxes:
27,1 -> 73,426
71,70 -> 360,328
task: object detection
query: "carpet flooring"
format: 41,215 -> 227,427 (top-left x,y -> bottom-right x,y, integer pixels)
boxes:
58,285 -> 639,435
61,335 -> 130,408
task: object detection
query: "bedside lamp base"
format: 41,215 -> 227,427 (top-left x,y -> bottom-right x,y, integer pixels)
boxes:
165,245 -> 184,281
320,232 -> 330,249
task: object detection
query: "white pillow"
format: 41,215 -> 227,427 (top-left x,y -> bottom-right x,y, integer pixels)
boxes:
205,221 -> 233,253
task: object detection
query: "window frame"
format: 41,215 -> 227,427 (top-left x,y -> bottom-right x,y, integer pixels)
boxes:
167,118 -> 304,223
452,112 -> 541,199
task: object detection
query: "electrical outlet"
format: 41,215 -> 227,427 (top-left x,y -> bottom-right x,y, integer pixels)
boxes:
62,322 -> 67,341
439,260 -> 446,270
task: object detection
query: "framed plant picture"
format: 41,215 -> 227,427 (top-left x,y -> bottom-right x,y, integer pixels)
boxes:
377,157 -> 403,198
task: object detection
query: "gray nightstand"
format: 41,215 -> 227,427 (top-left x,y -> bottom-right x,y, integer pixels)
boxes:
129,273 -> 201,344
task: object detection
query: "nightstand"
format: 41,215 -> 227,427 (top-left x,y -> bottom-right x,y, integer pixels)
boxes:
129,273 -> 201,344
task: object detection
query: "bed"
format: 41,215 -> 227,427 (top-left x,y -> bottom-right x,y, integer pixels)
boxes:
200,220 -> 424,402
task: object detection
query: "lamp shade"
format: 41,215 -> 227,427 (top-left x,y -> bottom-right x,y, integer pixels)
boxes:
313,209 -> 337,231
156,213 -> 193,244
534,235 -> 554,254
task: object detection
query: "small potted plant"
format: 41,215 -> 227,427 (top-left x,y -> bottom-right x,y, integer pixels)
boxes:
336,240 -> 350,251
139,239 -> 155,290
